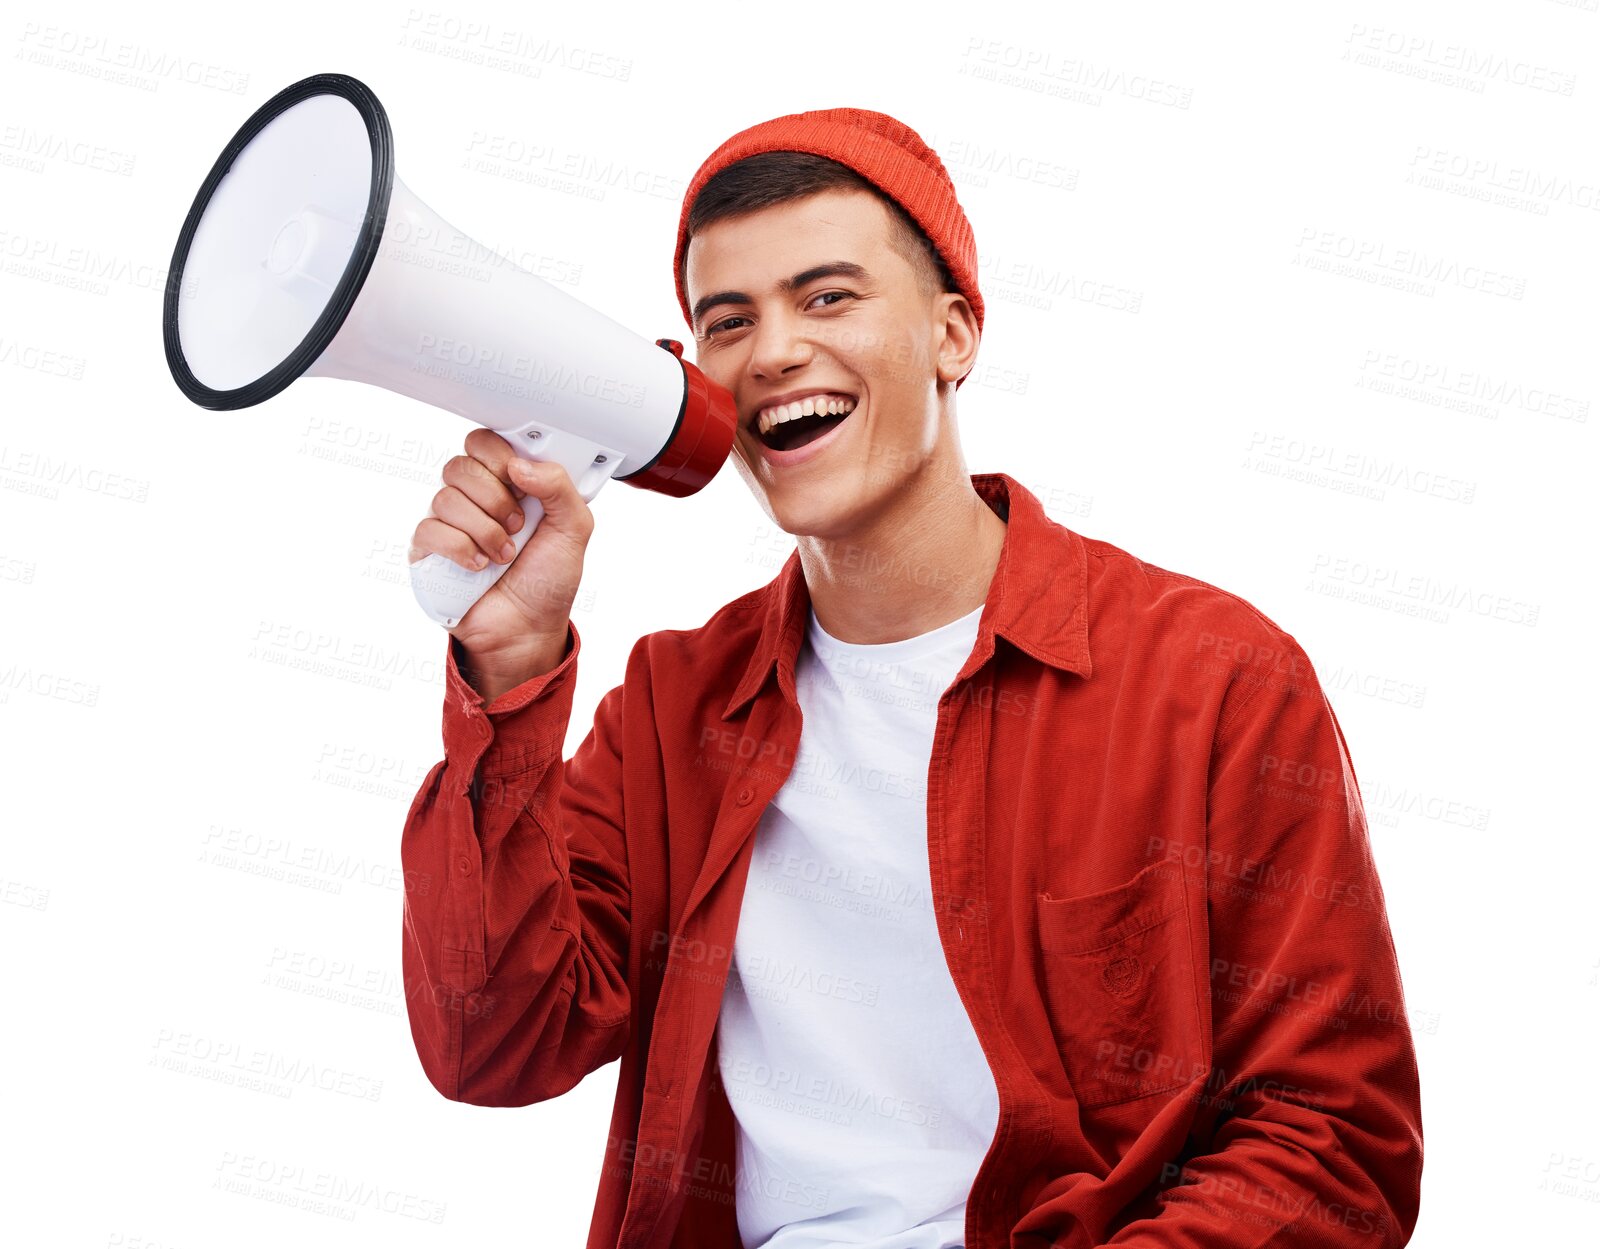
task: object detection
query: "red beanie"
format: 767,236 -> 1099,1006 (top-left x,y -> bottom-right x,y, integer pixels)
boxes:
673,107 -> 983,387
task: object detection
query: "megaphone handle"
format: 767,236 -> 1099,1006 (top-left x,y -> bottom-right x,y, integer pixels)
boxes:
409,430 -> 616,630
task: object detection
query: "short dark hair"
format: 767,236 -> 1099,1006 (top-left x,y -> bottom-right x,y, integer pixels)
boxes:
680,151 -> 958,306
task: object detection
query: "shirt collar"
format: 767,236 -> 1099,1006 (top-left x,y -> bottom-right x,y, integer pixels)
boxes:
721,472 -> 1093,721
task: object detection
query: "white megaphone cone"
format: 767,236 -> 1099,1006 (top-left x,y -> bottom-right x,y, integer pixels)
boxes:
163,72 -> 737,628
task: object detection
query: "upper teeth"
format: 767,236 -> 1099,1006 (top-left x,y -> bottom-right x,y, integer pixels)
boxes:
757,394 -> 856,436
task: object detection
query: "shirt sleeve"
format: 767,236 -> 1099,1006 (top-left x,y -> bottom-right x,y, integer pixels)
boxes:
400,619 -> 633,1107
1103,636 -> 1424,1246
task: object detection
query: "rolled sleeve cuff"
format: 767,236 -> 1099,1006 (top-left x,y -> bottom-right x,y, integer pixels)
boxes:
441,620 -> 581,780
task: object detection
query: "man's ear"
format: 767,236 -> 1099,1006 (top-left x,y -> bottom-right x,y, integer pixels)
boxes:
935,293 -> 980,385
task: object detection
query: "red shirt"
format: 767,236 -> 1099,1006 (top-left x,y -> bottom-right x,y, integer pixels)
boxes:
401,472 -> 1424,1248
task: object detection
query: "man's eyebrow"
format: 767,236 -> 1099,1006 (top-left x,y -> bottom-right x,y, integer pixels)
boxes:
692,261 -> 873,330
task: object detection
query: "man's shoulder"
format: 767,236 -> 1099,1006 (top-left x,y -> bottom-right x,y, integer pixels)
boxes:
1075,528 -> 1312,671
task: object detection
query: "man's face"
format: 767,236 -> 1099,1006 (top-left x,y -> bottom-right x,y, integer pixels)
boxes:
684,187 -> 973,540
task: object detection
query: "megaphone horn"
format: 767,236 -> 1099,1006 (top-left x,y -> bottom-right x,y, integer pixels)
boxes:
163,72 -> 737,628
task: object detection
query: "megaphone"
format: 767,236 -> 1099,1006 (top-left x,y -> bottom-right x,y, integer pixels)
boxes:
163,72 -> 736,628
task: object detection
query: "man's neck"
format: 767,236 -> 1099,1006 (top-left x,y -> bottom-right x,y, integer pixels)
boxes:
796,474 -> 1008,646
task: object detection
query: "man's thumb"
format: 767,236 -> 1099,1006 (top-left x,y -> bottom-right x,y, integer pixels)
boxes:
510,459 -> 578,522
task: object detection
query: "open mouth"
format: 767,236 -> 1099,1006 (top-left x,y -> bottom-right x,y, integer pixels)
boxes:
753,394 -> 857,454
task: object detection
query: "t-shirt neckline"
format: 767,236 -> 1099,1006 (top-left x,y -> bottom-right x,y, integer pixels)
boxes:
806,600 -> 986,665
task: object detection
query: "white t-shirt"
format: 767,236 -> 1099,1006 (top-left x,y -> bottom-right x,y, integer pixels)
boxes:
716,601 -> 999,1249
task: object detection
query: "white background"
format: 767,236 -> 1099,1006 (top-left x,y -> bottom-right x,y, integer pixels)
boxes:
2,0 -> 1596,1244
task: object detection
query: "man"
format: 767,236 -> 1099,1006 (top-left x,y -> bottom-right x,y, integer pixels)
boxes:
401,108 -> 1424,1248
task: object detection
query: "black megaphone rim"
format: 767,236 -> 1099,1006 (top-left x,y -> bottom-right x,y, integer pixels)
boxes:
162,72 -> 395,411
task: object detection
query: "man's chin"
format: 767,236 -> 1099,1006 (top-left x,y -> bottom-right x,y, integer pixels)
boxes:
768,488 -> 871,544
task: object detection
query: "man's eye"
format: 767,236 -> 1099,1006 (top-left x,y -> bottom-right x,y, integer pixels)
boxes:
704,292 -> 852,338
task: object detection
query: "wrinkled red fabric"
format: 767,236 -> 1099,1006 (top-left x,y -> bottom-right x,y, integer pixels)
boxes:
401,472 -> 1423,1249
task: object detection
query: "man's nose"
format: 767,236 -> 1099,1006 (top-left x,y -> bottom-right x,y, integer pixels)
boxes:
749,310 -> 814,377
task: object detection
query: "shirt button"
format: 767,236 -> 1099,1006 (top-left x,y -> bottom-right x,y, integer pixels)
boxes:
735,785 -> 754,806
457,855 -> 472,875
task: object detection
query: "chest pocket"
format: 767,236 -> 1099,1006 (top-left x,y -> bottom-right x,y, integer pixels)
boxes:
1036,858 -> 1205,1107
